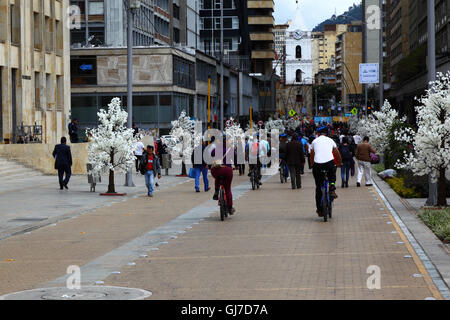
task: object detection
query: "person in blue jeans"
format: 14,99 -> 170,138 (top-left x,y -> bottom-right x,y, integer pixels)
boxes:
338,137 -> 354,188
191,142 -> 210,193
140,145 -> 161,197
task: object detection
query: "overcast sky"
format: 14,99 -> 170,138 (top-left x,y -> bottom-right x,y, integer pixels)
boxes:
274,0 -> 361,30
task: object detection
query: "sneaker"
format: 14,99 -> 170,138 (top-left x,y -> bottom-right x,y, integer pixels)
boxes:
316,210 -> 324,217
229,207 -> 236,215
205,187 -> 211,192
357,182 -> 361,187
64,184 -> 68,190
213,192 -> 219,200
345,181 -> 349,188
195,189 -> 200,193
365,184 -> 373,187
148,194 -> 153,197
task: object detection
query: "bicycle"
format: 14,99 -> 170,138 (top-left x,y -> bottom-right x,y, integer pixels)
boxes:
320,170 -> 334,222
249,165 -> 260,190
218,177 -> 229,221
279,159 -> 287,184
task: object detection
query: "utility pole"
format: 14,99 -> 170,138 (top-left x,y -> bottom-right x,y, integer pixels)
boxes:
379,0 -> 384,109
85,0 -> 89,46
426,0 -> 437,206
220,1 -> 224,131
125,0 -> 141,187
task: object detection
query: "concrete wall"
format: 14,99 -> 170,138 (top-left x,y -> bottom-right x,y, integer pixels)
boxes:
0,143 -> 89,175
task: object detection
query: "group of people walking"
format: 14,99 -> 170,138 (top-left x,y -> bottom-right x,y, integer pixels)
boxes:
52,119 -> 377,219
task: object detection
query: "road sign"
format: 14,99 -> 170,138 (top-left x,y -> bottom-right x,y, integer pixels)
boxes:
359,63 -> 379,84
289,109 -> 296,117
80,64 -> 93,71
351,108 -> 358,116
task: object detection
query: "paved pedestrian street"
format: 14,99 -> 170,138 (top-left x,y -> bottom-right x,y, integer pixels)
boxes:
0,168 -> 445,300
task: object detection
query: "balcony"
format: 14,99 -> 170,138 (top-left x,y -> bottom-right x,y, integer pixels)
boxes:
250,32 -> 275,41
248,16 -> 274,26
247,0 -> 275,10
251,50 -> 275,60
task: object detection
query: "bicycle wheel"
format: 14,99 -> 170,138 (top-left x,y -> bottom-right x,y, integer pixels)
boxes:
321,188 -> 328,222
219,189 -> 226,221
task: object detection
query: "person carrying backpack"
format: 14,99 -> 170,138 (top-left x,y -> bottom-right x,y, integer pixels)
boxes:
339,137 -> 354,188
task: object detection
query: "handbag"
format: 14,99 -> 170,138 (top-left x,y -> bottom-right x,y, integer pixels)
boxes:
188,167 -> 196,179
370,153 -> 380,164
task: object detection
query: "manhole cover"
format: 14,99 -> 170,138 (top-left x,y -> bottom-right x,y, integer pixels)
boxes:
0,286 -> 152,300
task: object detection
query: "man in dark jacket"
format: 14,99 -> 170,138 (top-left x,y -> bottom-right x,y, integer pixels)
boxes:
286,133 -> 305,189
53,137 -> 73,190
140,145 -> 161,197
68,119 -> 79,143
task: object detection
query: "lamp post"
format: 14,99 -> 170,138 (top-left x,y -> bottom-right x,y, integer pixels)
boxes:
125,0 -> 141,188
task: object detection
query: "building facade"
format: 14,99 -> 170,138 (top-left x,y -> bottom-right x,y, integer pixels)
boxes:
1,0 -> 71,144
273,24 -> 288,83
335,22 -> 363,108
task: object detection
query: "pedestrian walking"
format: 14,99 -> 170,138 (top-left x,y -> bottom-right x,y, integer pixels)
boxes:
52,137 -> 72,190
140,145 -> 161,197
339,137 -> 354,188
68,119 -> 79,143
134,140 -> 145,173
191,142 -> 210,193
355,136 -> 376,187
286,133 -> 305,189
237,136 -> 245,176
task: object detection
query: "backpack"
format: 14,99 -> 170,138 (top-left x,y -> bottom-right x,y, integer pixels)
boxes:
340,145 -> 352,162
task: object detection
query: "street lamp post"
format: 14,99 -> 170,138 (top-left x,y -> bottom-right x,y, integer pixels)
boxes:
426,0 -> 437,206
125,0 -> 141,188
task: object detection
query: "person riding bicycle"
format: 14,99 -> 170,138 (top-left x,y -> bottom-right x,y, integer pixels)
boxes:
211,137 -> 236,215
310,126 -> 342,217
246,135 -> 263,186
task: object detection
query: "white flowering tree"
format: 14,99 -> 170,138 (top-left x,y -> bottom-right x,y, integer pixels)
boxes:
284,117 -> 301,131
357,101 -> 406,155
163,111 -> 201,175
265,118 -> 285,133
87,98 -> 139,194
394,71 -> 450,206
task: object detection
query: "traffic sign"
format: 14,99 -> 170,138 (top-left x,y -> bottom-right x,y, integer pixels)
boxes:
351,108 -> 358,116
289,109 -> 296,117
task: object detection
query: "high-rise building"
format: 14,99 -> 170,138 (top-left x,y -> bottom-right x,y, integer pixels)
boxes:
0,0 -> 71,144
273,24 -> 288,83
385,0 -> 449,119
335,22 -> 363,107
247,0 -> 275,75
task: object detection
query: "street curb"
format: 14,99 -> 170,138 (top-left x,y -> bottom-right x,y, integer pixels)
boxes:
372,172 -> 450,299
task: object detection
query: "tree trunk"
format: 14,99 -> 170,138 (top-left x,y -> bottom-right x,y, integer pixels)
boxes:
437,167 -> 447,207
107,151 -> 116,193
181,161 -> 187,175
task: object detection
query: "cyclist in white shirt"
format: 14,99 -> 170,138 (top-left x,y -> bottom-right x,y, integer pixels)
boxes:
310,126 -> 342,217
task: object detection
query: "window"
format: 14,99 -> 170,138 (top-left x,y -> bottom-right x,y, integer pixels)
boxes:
173,3 -> 180,20
89,1 -> 104,15
173,56 -> 195,90
296,69 -> 302,82
34,13 -> 42,50
45,17 -> 54,52
46,74 -> 54,109
35,72 -> 41,110
174,28 -> 180,44
296,45 -> 302,59
0,1 -> 6,42
70,56 -> 97,85
56,20 -> 63,55
10,4 -> 21,45
56,76 -> 63,110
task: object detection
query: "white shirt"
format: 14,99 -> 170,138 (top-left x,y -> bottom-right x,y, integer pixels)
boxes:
134,141 -> 145,156
311,135 -> 337,164
353,135 -> 362,145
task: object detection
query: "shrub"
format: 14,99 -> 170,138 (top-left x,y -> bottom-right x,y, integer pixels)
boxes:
372,164 -> 385,173
385,176 -> 421,198
402,170 -> 450,198
419,208 -> 450,243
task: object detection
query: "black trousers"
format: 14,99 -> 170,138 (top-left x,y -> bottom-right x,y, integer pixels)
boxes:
135,155 -> 143,172
312,160 -> 337,211
58,165 -> 71,188
238,164 -> 245,175
289,164 -> 302,189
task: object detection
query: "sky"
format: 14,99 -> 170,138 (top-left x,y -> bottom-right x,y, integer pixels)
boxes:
274,0 -> 361,30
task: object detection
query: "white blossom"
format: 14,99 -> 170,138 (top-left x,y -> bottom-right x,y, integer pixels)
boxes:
265,118 -> 286,132
87,98 -> 139,176
394,71 -> 450,182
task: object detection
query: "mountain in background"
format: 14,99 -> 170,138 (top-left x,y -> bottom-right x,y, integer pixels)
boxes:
312,3 -> 362,32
